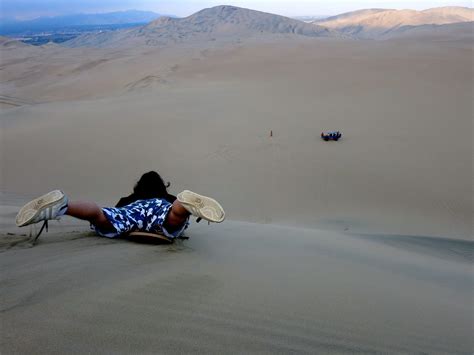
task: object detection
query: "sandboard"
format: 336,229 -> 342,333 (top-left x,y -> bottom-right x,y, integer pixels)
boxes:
128,231 -> 173,244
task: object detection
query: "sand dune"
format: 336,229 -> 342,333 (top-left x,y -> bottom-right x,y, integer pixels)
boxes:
1,37 -> 471,239
1,7 -> 472,354
64,5 -> 336,48
0,43 -> 203,102
315,6 -> 473,39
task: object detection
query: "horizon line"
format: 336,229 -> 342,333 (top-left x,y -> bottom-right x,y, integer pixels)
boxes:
3,4 -> 472,22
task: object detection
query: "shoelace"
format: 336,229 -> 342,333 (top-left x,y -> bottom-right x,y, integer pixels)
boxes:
31,202 -> 67,243
195,217 -> 211,225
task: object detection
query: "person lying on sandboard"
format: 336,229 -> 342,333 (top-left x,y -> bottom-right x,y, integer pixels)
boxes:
15,171 -> 225,241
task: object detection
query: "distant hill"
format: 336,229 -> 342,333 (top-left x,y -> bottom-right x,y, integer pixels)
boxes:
0,10 -> 170,35
384,21 -> 474,42
314,6 -> 473,39
64,5 -> 337,48
319,9 -> 390,22
0,36 -> 30,48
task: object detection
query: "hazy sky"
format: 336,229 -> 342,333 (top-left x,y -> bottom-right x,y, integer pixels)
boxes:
1,0 -> 471,19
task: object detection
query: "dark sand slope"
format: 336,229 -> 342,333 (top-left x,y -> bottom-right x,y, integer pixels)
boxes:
1,220 -> 472,354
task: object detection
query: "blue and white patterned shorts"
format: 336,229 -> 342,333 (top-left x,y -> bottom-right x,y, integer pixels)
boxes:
95,198 -> 188,239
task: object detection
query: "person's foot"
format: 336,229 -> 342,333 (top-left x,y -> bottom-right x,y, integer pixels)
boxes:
16,190 -> 68,227
177,190 -> 225,223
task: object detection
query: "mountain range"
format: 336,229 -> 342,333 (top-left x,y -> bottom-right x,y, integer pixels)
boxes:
2,5 -> 472,46
314,6 -> 473,39
64,6 -> 336,47
0,10 -> 169,35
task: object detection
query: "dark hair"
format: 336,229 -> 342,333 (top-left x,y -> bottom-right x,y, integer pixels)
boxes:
115,171 -> 176,207
133,171 -> 170,199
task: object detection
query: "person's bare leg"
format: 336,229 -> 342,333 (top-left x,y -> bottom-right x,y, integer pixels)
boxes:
66,201 -> 114,231
164,200 -> 190,231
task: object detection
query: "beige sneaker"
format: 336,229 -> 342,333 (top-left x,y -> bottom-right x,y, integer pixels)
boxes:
16,190 -> 68,227
177,190 -> 225,223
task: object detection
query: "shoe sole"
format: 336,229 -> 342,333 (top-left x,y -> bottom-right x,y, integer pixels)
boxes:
177,190 -> 225,223
16,190 -> 65,227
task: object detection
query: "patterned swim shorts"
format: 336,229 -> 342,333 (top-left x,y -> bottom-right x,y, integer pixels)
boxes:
95,198 -> 188,239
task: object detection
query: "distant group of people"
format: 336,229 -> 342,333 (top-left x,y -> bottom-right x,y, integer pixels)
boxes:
321,131 -> 342,141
